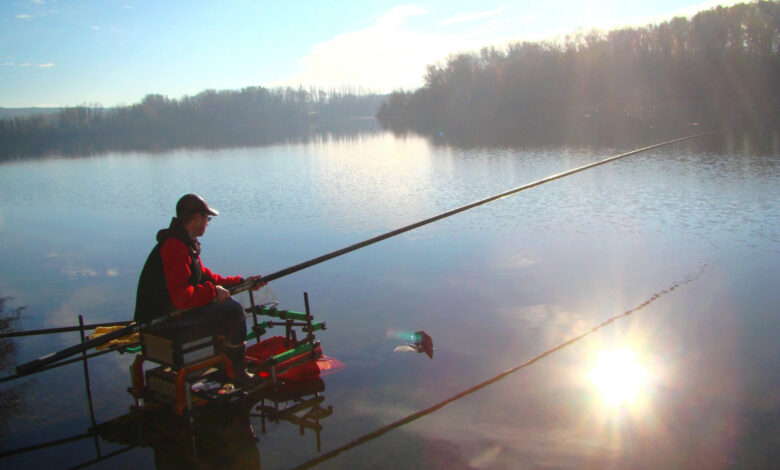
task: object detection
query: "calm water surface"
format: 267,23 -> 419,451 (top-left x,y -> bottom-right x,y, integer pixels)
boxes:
0,130 -> 778,469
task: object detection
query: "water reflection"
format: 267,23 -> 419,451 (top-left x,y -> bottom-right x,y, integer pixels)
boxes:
0,297 -> 27,439
0,377 -> 333,469
252,378 -> 332,453
0,130 -> 778,468
0,117 -> 385,162
587,347 -> 653,408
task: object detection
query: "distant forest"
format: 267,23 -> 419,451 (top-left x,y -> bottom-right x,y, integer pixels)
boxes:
0,107 -> 61,119
0,87 -> 384,160
378,1 -> 779,144
1,1 -> 777,159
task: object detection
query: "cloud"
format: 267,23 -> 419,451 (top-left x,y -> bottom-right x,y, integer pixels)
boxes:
91,25 -> 100,30
438,6 -> 508,27
372,5 -> 426,29
271,5 -> 512,93
121,4 -> 136,9
270,2 -> 742,94
14,1 -> 59,20
1,61 -> 55,68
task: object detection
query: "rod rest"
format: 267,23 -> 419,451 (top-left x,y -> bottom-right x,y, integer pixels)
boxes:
245,306 -> 311,322
245,305 -> 326,339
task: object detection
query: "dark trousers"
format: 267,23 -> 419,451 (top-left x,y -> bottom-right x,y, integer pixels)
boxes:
153,298 -> 247,345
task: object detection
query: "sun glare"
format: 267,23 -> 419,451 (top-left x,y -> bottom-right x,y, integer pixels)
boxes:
588,348 -> 649,407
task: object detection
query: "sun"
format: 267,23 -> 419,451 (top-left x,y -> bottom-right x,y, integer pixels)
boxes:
588,347 -> 649,407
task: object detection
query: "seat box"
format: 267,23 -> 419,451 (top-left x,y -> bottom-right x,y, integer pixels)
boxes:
141,325 -> 219,367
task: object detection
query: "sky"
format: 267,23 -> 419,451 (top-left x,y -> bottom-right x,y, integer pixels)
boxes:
0,0 -> 744,108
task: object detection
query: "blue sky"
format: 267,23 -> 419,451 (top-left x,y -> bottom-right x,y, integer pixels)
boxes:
1,0 -> 741,108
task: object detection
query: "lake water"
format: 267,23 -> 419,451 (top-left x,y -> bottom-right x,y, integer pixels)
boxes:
0,127 -> 778,469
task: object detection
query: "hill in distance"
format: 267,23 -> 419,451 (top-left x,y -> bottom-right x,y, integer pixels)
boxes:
0,107 -> 62,119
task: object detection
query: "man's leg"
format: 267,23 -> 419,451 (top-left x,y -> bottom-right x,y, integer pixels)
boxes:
151,300 -> 255,383
156,299 -> 246,344
216,299 -> 247,346
216,300 -> 256,383
190,299 -> 255,383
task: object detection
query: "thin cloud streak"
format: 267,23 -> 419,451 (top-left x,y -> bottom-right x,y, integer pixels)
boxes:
438,6 -> 508,26
371,4 -> 427,28
1,62 -> 55,68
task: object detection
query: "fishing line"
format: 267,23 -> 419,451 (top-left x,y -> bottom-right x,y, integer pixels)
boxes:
290,263 -> 708,470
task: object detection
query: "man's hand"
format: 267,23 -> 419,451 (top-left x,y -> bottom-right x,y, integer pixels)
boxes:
248,275 -> 267,291
215,285 -> 231,302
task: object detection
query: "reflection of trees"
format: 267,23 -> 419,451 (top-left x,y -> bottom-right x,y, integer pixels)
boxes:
378,2 -> 779,143
0,297 -> 26,437
0,87 -> 385,160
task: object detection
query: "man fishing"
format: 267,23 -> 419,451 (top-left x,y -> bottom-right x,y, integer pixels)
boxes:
134,193 -> 263,383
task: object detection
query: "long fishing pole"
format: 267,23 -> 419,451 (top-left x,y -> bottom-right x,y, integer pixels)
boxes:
227,131 -> 716,295
13,131 -> 715,376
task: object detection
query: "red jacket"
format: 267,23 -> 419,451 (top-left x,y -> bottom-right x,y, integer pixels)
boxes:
160,237 -> 243,309
134,219 -> 243,323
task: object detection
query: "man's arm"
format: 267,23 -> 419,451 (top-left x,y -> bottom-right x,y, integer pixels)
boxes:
202,265 -> 244,287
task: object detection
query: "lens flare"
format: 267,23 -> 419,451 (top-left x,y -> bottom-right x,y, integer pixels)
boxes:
588,347 -> 648,406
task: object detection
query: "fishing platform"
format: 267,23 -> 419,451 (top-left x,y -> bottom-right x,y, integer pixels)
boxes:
127,291 -> 332,414
0,292 -> 339,465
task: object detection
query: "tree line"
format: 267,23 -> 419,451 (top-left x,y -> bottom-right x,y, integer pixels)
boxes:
0,87 -> 385,160
377,1 -> 779,144
2,2 -> 777,159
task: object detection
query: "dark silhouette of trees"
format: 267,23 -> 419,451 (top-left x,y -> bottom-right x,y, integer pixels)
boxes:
0,297 -> 26,437
2,2 -> 776,158
0,87 -> 384,160
377,1 -> 779,143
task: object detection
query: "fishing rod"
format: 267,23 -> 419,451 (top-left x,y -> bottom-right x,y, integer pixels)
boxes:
0,321 -> 133,339
227,131 -> 715,296
13,131 -> 715,376
2,343 -> 136,384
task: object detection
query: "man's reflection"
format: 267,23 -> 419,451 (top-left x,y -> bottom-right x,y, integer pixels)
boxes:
95,377 -> 331,470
